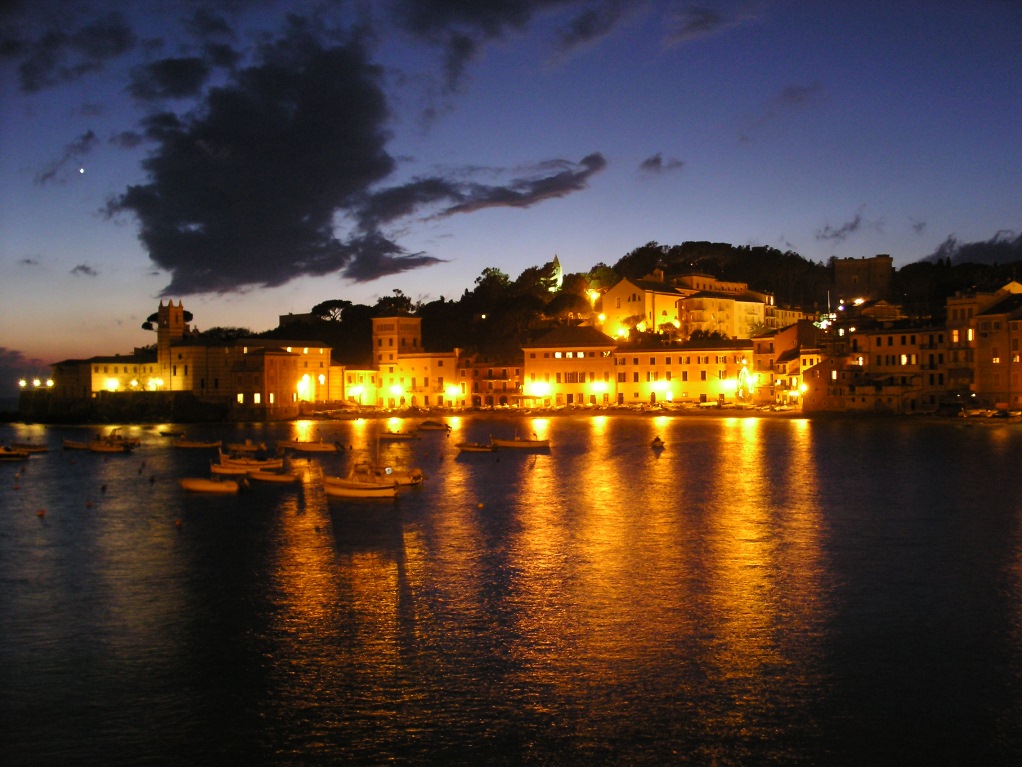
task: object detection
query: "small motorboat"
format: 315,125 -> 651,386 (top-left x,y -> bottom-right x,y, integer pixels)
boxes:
379,430 -> 420,441
247,469 -> 300,484
456,441 -> 496,453
327,461 -> 423,487
0,446 -> 29,461
159,430 -> 185,438
417,420 -> 451,432
9,441 -> 48,453
490,433 -> 550,449
324,481 -> 398,500
277,439 -> 340,453
179,477 -> 241,494
210,461 -> 250,477
172,437 -> 222,449
651,436 -> 665,450
217,449 -> 283,470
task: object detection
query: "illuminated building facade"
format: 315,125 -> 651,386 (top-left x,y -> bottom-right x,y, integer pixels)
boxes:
614,342 -> 754,405
522,326 -> 616,406
972,293 -> 1022,408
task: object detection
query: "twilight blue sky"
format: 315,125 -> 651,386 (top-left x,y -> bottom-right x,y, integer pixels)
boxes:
1,0 -> 1020,384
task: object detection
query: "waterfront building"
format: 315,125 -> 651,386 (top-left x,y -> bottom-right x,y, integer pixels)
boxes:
613,339 -> 754,406
598,275 -> 688,339
521,326 -> 616,407
972,292 -> 1022,408
752,321 -> 822,406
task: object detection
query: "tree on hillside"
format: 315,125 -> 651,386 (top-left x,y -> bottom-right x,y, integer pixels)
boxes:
373,289 -> 416,316
310,299 -> 353,322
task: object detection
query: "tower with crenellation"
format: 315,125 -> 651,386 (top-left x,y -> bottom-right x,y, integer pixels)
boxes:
156,300 -> 189,379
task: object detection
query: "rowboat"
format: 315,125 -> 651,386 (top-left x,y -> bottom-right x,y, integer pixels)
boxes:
217,449 -> 284,470
0,446 -> 29,461
210,461 -> 250,477
173,437 -> 222,449
9,441 -> 48,453
88,438 -> 134,453
226,439 -> 265,453
490,434 -> 550,449
323,481 -> 398,500
456,441 -> 496,453
277,438 -> 340,453
380,433 -> 419,443
417,420 -> 451,432
179,477 -> 241,494
247,469 -> 300,484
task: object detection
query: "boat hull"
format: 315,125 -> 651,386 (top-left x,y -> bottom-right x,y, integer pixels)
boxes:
179,478 -> 240,494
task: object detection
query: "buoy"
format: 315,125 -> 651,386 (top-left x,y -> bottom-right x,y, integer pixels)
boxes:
477,502 -> 484,509
175,519 -> 182,528
37,509 -> 45,517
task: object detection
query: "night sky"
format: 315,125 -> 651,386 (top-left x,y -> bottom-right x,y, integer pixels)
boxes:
1,0 -> 1020,385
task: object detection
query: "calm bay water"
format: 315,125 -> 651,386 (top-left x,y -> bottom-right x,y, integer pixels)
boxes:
1,414 -> 1021,766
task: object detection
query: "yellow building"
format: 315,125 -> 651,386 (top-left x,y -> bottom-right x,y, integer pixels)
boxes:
973,292 -> 1022,408
614,342 -> 754,406
598,277 -> 687,339
521,326 -> 616,406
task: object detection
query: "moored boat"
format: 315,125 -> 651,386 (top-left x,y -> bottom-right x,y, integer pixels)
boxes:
277,438 -> 340,453
417,420 -> 451,432
63,439 -> 90,450
179,477 -> 241,494
323,481 -> 398,500
210,461 -> 251,477
217,449 -> 284,470
226,439 -> 265,453
0,446 -> 30,461
9,441 -> 48,453
490,433 -> 550,449
247,469 -> 300,484
326,460 -> 423,487
651,436 -> 665,450
456,441 -> 496,453
172,437 -> 222,449
379,430 -> 420,441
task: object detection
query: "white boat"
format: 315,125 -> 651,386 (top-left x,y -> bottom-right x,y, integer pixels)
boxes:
179,477 -> 241,494
323,481 -> 398,500
226,439 -> 265,453
9,441 -> 48,453
277,438 -> 340,453
380,433 -> 419,443
490,434 -> 550,449
210,461 -> 250,477
456,441 -> 496,453
0,446 -> 29,461
417,420 -> 451,432
217,449 -> 284,470
173,437 -> 222,449
88,438 -> 134,453
326,460 -> 423,487
247,469 -> 300,484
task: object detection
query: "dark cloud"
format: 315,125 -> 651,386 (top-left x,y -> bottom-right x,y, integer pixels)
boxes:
106,22 -> 437,295
816,209 -> 863,242
438,153 -> 607,215
664,7 -> 727,43
639,152 -> 684,174
127,56 -> 211,100
70,263 -> 98,277
184,9 -> 234,41
390,0 -> 627,90
925,230 -> 1022,265
910,218 -> 926,235
7,11 -> 136,93
35,130 -> 98,185
109,130 -> 144,149
18,257 -> 40,266
555,0 -> 633,50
